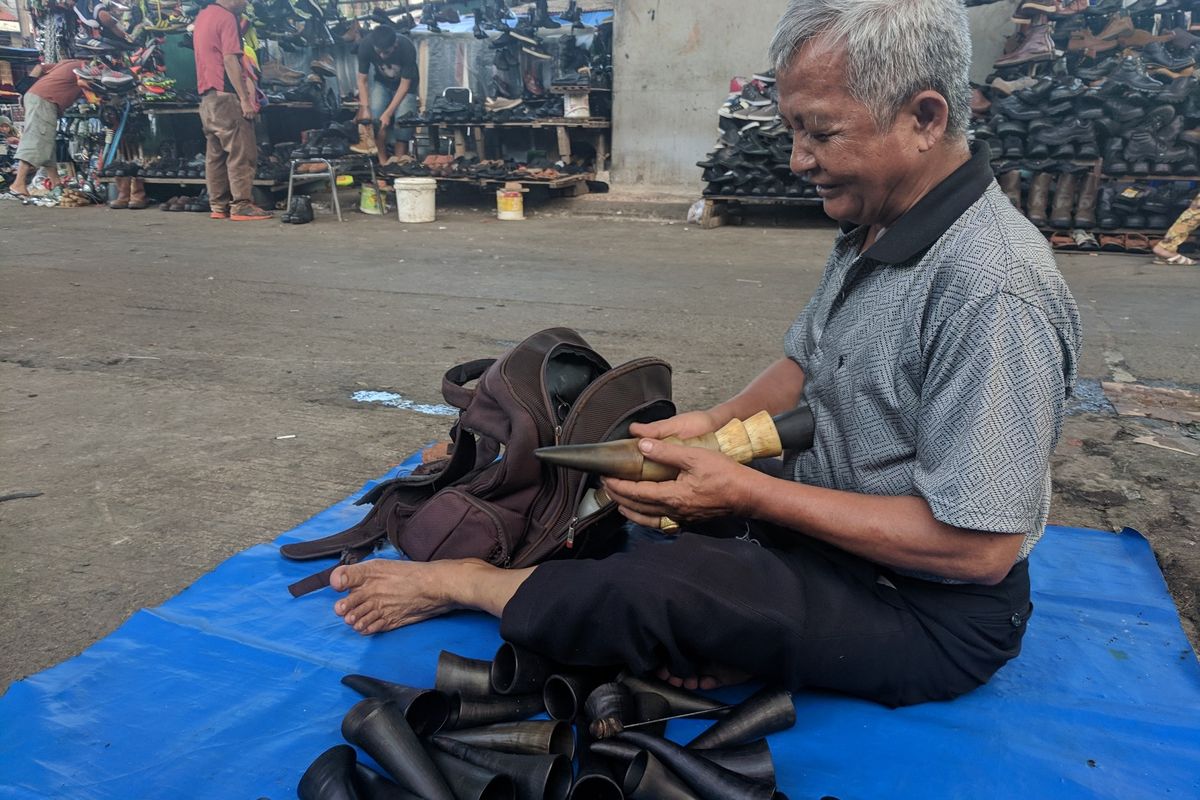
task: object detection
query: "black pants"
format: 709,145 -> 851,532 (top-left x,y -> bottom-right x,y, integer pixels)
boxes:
500,521 -> 1032,707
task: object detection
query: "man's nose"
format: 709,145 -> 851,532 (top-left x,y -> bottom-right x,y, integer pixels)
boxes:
790,136 -> 816,175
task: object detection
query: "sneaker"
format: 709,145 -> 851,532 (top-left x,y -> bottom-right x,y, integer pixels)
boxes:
230,203 -> 273,221
210,207 -> 229,219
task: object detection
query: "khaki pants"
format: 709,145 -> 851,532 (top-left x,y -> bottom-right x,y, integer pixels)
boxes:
199,91 -> 256,211
1161,192 -> 1200,254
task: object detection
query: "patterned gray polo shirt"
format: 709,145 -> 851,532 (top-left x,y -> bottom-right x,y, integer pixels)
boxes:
782,145 -> 1081,578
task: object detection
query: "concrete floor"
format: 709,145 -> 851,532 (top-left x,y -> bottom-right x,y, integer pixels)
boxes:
2,198 -> 1198,691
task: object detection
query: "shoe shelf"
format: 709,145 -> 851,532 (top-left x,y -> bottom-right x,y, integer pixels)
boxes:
141,102 -> 359,116
429,118 -> 611,129
1102,173 -> 1200,182
98,176 -> 288,187
425,173 -> 592,190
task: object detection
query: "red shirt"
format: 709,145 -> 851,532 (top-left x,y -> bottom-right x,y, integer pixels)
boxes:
193,3 -> 243,94
29,59 -> 85,112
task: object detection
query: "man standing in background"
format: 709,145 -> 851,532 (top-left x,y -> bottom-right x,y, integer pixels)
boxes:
193,0 -> 272,221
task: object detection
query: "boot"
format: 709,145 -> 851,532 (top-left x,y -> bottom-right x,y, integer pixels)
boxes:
998,170 -> 1022,208
1049,172 -> 1077,229
1025,172 -> 1053,226
993,24 -> 1056,67
109,176 -> 130,209
349,123 -> 377,155
1073,172 -> 1100,228
128,177 -> 148,209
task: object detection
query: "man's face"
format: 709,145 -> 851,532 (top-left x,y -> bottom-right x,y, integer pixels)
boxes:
229,0 -> 248,13
776,40 -> 924,227
375,44 -> 397,60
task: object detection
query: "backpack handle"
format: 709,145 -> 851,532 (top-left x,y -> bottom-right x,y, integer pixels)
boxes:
443,358 -> 496,410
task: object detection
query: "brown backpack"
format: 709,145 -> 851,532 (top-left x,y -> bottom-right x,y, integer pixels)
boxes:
281,328 -> 674,596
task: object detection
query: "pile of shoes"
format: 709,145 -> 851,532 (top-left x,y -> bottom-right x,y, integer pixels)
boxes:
142,153 -> 206,179
72,61 -> 137,96
696,71 -> 817,199
976,0 -> 1200,247
159,191 -> 212,212
290,125 -> 353,160
295,641 -> 796,800
57,187 -> 97,208
99,160 -> 140,178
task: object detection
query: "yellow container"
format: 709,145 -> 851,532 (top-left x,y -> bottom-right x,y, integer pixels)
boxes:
496,188 -> 525,221
359,184 -> 386,215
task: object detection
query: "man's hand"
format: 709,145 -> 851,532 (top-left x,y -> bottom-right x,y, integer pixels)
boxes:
601,438 -> 750,527
629,409 -> 721,442
379,108 -> 395,128
240,97 -> 258,120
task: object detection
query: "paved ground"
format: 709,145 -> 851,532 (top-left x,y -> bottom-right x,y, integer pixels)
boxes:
1,197 -> 1198,692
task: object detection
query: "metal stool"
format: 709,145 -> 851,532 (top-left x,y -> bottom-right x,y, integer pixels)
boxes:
285,154 -> 383,222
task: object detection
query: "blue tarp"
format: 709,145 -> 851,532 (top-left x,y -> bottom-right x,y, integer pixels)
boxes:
2,451 -> 1198,799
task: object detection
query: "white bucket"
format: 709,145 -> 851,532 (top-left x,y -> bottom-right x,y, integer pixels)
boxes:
393,177 -> 437,223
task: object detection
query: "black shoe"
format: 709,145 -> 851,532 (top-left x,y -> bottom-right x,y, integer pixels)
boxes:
1161,75 -> 1197,105
1107,56 -> 1165,93
1158,115 -> 1185,145
1045,100 -> 1074,117
1050,143 -> 1077,160
1147,213 -> 1171,228
1143,42 -> 1195,72
1103,97 -> 1145,123
1028,139 -> 1050,158
1015,77 -> 1055,104
1003,135 -> 1025,157
1137,103 -> 1177,134
993,95 -> 1042,121
1073,100 -> 1105,120
1075,59 -> 1119,82
1078,139 -> 1099,158
1131,159 -> 1152,174
1035,118 -> 1096,145
1049,78 -> 1087,102
1126,129 -> 1191,162
1124,212 -> 1147,227
995,117 -> 1029,136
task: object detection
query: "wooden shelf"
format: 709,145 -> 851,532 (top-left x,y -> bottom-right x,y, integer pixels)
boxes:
98,176 -> 282,187
1102,174 -> 1200,182
426,117 -> 611,129
417,173 -> 592,189
142,101 -> 357,115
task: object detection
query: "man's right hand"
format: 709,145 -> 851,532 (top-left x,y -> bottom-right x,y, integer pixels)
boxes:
240,97 -> 258,120
629,410 -> 721,442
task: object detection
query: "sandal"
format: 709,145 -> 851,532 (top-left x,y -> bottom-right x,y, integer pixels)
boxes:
1049,231 -> 1076,250
1125,232 -> 1152,254
1071,229 -> 1099,251
1099,234 -> 1126,252
1153,252 -> 1197,265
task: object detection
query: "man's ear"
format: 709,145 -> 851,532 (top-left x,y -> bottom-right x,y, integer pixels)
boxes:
907,90 -> 950,151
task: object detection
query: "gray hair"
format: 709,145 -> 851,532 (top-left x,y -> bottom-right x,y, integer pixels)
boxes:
768,0 -> 972,139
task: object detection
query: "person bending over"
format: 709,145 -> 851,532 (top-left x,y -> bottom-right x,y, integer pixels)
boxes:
8,59 -> 85,199
327,0 -> 1081,708
355,24 -> 420,166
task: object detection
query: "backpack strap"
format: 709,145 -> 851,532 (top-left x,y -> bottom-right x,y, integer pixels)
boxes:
442,358 -> 496,411
286,545 -> 375,598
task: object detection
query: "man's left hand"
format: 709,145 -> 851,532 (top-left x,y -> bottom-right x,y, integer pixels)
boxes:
601,438 -> 748,527
379,109 -> 395,128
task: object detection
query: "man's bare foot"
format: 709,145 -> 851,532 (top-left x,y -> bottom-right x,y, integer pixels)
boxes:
656,663 -> 751,691
331,558 -> 485,635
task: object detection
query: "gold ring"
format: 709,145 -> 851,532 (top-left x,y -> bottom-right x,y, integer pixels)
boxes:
659,516 -> 681,534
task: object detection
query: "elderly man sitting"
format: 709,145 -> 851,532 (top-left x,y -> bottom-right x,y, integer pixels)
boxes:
325,0 -> 1081,708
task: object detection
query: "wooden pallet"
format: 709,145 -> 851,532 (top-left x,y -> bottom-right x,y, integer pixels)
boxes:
698,194 -> 822,229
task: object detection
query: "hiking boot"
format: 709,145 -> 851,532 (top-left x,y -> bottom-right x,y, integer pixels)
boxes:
1049,173 -> 1077,229
109,176 -> 130,209
1107,56 -> 1165,92
128,178 -> 148,210
1028,138 -> 1050,158
994,24 -> 1056,67
1048,78 -> 1087,102
230,203 -> 274,221
1073,171 -> 1100,227
1068,29 -> 1119,57
1103,96 -> 1145,123
1097,185 -> 1120,228
1143,42 -> 1196,71
1015,77 -> 1055,103
1119,29 -> 1176,50
1026,172 -> 1053,226
1160,75 -> 1197,104
996,117 -> 1029,136
1078,139 -> 1099,159
260,61 -> 306,86
310,54 -> 336,77
1075,59 -> 1119,81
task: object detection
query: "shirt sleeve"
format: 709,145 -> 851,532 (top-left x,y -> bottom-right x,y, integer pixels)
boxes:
914,290 -> 1070,534
217,14 -> 243,56
357,47 -> 371,76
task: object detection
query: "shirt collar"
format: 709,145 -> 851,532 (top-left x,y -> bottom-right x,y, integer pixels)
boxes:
840,141 -> 993,265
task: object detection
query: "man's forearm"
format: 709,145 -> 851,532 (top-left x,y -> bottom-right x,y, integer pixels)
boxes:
222,53 -> 250,105
708,357 -> 806,426
739,470 -> 1024,584
357,74 -> 371,112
